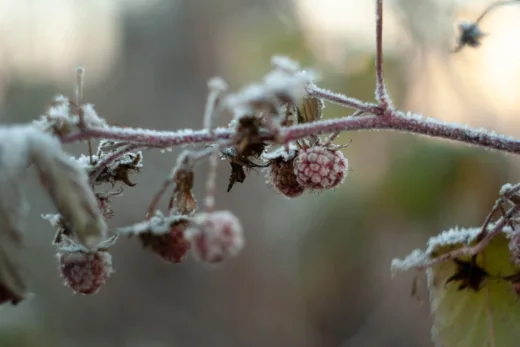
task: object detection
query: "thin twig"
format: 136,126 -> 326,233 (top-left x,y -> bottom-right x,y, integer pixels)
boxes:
374,0 -> 392,110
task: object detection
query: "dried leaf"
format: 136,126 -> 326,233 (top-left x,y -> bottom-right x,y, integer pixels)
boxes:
30,128 -> 107,250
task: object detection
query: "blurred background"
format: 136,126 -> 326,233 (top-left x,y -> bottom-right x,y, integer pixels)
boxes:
0,0 -> 519,346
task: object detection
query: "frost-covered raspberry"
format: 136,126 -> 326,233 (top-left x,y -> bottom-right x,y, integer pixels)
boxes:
139,219 -> 190,263
294,146 -> 348,190
59,250 -> 113,295
269,157 -> 305,198
187,211 -> 244,264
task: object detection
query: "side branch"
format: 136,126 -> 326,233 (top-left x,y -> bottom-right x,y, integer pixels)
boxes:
375,0 -> 391,109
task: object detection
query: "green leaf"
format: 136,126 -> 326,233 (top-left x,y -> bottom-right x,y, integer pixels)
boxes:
393,228 -> 520,346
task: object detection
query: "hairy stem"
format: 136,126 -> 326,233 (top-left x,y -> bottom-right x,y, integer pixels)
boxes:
62,107 -> 520,156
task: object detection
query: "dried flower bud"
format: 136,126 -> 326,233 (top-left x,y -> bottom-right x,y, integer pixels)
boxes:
139,219 -> 191,263
59,248 -> 113,295
169,169 -> 197,215
294,146 -> 348,190
454,21 -> 487,52
187,211 -> 244,264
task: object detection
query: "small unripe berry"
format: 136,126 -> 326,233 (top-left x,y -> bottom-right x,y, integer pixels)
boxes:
268,157 -> 305,198
139,220 -> 190,263
294,146 -> 348,190
187,211 -> 244,264
59,249 -> 113,295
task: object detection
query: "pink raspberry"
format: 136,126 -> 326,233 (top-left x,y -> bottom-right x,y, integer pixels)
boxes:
139,219 -> 191,263
294,146 -> 348,190
59,249 -> 113,295
268,157 -> 305,198
187,211 -> 244,264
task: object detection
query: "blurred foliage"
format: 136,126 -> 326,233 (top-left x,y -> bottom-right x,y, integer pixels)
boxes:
0,325 -> 52,347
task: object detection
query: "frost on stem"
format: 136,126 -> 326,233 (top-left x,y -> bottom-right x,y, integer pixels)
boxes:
33,95 -> 107,137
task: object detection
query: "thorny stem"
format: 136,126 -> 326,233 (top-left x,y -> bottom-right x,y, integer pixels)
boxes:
375,0 -> 392,110
416,203 -> 520,271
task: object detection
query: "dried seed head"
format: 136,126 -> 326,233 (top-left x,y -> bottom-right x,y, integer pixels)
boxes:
294,146 -> 348,190
269,156 -> 305,198
139,219 -> 191,263
59,249 -> 113,295
187,211 -> 244,264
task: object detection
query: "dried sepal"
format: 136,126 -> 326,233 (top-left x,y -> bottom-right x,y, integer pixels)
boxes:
297,95 -> 324,124
221,147 -> 269,192
94,151 -> 143,187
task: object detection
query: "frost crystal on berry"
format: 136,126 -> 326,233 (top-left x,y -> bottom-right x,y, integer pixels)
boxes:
187,211 -> 244,264
59,250 -> 113,295
294,146 -> 348,190
139,219 -> 191,263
